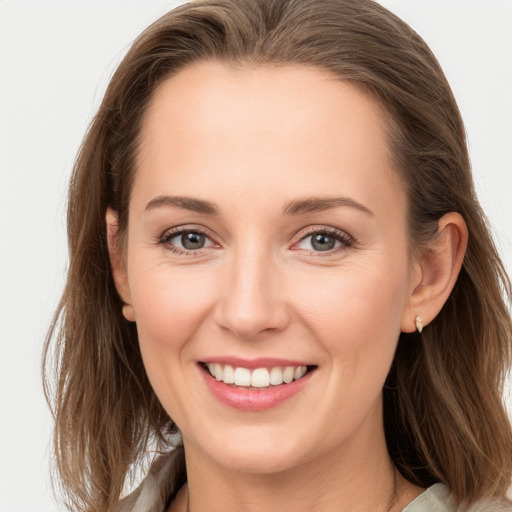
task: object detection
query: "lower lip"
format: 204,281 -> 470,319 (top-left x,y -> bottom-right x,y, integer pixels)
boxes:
200,365 -> 314,412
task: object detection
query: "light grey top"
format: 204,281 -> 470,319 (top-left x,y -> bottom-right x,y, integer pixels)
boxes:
117,452 -> 512,512
402,483 -> 455,512
402,482 -> 512,511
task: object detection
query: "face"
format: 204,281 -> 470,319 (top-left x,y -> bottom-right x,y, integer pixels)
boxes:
115,62 -> 418,474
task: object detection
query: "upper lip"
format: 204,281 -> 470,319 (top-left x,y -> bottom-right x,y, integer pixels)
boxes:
199,356 -> 314,369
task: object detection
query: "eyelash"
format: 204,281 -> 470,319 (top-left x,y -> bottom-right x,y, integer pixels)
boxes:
293,226 -> 354,256
158,226 -> 217,257
157,225 -> 354,257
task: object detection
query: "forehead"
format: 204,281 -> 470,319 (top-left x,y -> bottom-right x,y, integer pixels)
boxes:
133,61 -> 404,220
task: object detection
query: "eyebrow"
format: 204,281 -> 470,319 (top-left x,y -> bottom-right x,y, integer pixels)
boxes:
144,194 -> 373,217
144,195 -> 220,215
283,196 -> 374,216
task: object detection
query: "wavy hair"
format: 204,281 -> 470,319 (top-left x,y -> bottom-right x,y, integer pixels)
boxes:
43,0 -> 512,510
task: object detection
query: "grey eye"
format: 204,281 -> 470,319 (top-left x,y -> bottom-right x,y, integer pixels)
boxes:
162,227 -> 217,253
164,230 -> 212,251
295,230 -> 348,253
310,233 -> 336,251
179,232 -> 206,250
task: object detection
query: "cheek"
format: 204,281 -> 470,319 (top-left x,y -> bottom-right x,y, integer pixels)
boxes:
128,264 -> 220,424
129,263 -> 217,361
291,256 -> 409,369
287,258 -> 409,437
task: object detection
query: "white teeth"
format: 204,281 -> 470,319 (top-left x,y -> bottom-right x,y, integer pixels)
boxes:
294,366 -> 307,380
251,368 -> 270,388
269,367 -> 284,385
205,363 -> 310,387
214,363 -> 223,381
283,366 -> 295,384
223,364 -> 235,384
234,367 -> 251,386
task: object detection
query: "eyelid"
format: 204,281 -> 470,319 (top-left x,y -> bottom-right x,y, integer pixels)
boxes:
158,224 -> 220,254
291,225 -> 355,253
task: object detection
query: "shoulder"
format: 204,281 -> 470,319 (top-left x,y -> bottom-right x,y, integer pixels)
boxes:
402,483 -> 512,512
466,497 -> 512,512
115,450 -> 182,512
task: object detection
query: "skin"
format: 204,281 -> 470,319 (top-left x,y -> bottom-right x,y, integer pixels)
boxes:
107,61 -> 467,511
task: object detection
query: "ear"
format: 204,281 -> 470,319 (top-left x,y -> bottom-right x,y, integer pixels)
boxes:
401,212 -> 468,333
105,208 -> 135,322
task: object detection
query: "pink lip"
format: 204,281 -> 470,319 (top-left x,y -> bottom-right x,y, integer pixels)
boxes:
200,356 -> 312,369
199,364 -> 315,412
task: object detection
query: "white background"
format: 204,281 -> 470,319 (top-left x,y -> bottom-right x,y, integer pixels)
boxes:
0,1 -> 511,511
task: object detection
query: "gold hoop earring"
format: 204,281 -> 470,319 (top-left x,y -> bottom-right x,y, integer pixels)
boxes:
415,315 -> 423,333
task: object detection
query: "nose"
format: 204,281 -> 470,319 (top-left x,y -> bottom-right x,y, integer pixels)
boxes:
213,245 -> 291,340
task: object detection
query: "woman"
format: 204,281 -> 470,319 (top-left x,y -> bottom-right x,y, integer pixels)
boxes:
43,0 -> 512,511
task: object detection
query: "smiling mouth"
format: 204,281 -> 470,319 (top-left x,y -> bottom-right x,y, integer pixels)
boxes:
201,362 -> 317,388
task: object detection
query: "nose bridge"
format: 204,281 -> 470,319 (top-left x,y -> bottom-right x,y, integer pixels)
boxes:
215,239 -> 289,339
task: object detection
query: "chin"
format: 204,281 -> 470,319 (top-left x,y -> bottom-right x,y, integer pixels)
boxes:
189,427 -> 313,475
210,449 -> 302,475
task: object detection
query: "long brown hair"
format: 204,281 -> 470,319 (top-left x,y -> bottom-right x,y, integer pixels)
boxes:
43,1 -> 512,510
